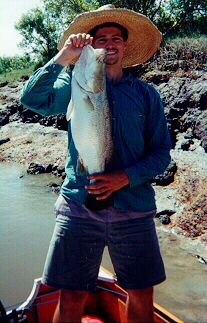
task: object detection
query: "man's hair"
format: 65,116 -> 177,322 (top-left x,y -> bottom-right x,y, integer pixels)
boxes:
89,22 -> 128,41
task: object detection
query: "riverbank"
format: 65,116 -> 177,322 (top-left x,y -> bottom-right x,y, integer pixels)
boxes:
1,118 -> 207,262
0,68 -> 207,263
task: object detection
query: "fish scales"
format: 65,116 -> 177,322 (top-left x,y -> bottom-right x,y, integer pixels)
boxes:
67,45 -> 114,179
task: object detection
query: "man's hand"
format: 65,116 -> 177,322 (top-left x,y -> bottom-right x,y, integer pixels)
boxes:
54,33 -> 93,66
85,170 -> 130,200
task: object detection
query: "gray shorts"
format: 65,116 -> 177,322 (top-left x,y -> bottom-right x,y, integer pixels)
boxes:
42,209 -> 166,291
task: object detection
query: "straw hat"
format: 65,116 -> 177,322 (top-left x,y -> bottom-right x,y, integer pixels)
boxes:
58,4 -> 162,68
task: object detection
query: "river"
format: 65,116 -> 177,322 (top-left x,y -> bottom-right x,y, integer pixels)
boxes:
0,163 -> 206,322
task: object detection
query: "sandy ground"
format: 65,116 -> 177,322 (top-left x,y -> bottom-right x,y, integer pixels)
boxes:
0,121 -> 67,167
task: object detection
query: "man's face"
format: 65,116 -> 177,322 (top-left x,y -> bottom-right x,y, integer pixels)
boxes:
92,27 -> 127,66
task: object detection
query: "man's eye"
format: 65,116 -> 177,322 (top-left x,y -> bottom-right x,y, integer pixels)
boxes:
114,37 -> 122,42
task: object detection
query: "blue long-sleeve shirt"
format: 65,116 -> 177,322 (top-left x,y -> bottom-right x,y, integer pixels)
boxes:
20,59 -> 171,212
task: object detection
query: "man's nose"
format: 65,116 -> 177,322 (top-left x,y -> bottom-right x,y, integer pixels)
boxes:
105,39 -> 114,48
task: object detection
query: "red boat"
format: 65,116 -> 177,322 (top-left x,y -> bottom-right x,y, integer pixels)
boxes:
5,267 -> 183,323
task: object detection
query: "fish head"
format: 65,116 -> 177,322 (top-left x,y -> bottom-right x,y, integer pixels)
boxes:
84,45 -> 106,94
93,47 -> 106,63
74,45 -> 106,94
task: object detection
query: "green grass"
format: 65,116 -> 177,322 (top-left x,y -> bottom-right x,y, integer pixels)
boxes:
0,64 -> 35,86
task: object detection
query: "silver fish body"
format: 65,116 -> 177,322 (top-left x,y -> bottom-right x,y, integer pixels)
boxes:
67,45 -> 114,178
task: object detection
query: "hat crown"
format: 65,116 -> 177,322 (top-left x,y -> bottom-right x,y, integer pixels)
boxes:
97,4 -> 115,11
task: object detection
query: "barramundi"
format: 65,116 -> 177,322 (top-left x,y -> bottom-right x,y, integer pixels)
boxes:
66,44 -> 114,209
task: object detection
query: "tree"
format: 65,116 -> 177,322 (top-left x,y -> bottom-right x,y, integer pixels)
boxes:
163,0 -> 207,36
97,0 -> 164,21
15,0 -> 99,63
42,0 -> 98,25
15,7 -> 60,63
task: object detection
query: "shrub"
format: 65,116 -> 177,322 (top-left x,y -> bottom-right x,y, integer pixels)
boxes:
155,36 -> 207,71
0,55 -> 32,74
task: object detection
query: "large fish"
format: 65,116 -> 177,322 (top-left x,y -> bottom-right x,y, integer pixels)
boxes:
67,44 -> 114,209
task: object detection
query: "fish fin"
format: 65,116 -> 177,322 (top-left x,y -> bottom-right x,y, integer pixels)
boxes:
66,99 -> 74,121
83,96 -> 95,111
76,155 -> 88,175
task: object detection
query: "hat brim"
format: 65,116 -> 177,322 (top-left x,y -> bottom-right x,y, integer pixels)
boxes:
58,7 -> 162,68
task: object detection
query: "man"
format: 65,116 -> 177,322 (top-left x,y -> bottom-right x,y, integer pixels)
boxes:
20,4 -> 171,322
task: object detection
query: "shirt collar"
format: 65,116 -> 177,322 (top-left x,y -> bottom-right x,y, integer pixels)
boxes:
106,73 -> 133,85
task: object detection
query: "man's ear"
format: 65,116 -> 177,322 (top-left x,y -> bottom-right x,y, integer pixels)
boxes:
124,41 -> 128,52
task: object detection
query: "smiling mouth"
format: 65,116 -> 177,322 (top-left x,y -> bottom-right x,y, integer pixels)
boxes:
106,52 -> 116,56
106,50 -> 117,55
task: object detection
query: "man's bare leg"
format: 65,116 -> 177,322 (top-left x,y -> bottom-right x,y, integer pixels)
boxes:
126,287 -> 154,322
53,290 -> 89,323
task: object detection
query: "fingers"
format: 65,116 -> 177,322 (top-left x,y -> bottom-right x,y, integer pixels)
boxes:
86,171 -> 130,197
96,191 -> 112,200
87,173 -> 108,181
67,33 -> 93,48
55,33 -> 93,66
87,185 -> 112,200
87,185 -> 108,195
85,178 -> 111,200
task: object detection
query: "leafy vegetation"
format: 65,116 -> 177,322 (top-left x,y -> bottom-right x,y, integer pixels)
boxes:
0,55 -> 32,74
15,7 -> 60,65
0,65 -> 35,86
153,36 -> 207,71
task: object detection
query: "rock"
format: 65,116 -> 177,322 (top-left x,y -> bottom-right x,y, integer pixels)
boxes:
45,164 -> 54,173
159,215 -> 171,224
47,182 -> 61,194
47,182 -> 59,188
39,114 -> 68,131
7,102 -> 19,115
152,160 -> 177,186
52,166 -> 66,178
194,111 -> 207,152
0,112 -> 10,126
18,75 -> 29,82
156,210 -> 175,224
141,70 -> 172,84
156,209 -> 176,217
27,163 -> 46,175
156,74 -> 207,148
180,139 -> 194,151
0,138 -> 10,145
194,255 -> 207,265
0,81 -> 8,87
184,128 -> 194,139
18,105 -> 40,123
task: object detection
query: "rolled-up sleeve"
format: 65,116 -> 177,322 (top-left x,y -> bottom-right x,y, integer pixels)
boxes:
20,59 -> 72,117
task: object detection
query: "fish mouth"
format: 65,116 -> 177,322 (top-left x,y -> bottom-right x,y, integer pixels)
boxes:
96,52 -> 106,62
